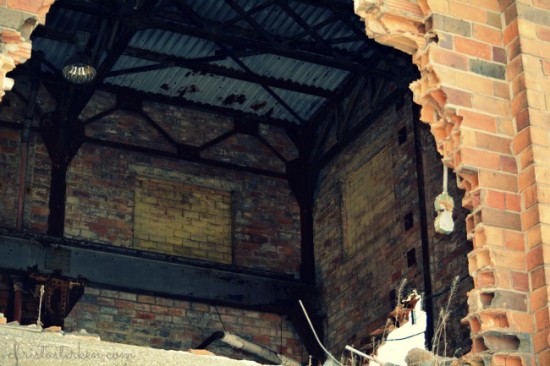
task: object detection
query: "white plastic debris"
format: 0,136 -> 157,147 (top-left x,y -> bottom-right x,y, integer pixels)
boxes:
370,296 -> 427,366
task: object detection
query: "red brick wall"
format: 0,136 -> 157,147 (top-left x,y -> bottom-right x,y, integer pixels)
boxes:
64,287 -> 305,363
314,94 -> 471,355
0,85 -> 305,361
355,0 -> 550,364
0,87 -> 301,276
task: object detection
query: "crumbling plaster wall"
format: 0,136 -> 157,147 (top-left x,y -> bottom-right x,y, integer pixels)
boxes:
355,0 -> 550,364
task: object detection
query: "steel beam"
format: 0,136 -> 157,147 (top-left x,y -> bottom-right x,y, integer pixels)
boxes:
98,83 -> 297,129
0,234 -> 318,315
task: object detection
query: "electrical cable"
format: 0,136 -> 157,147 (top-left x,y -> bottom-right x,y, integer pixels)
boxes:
425,273 -> 470,300
298,300 -> 343,366
214,305 -> 227,332
383,331 -> 425,342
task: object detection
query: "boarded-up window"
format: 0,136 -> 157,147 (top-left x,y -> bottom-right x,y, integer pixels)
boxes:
134,177 -> 232,263
342,147 -> 395,256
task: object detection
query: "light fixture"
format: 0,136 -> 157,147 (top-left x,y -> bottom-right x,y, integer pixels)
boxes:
62,31 -> 97,84
62,53 -> 97,84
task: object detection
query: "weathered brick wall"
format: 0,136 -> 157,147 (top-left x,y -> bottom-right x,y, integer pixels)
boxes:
355,0 -> 550,364
0,81 -> 55,233
133,177 -> 232,262
314,93 -> 472,357
314,96 -> 418,352
420,115 -> 473,356
0,128 -> 19,228
508,1 -> 550,362
0,86 -> 304,361
64,287 -> 305,364
0,87 -> 301,276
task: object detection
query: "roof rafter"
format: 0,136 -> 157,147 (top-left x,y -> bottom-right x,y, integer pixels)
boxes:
143,15 -> 396,79
220,0 -> 276,28
117,47 -> 334,98
171,0 -> 306,124
99,83 -> 299,130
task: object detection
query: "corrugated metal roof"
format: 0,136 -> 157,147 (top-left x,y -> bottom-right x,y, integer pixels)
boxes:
105,62 -> 325,123
32,38 -> 75,70
42,7 -> 99,33
185,0 -> 341,40
30,0 -> 393,125
213,55 -> 349,90
129,28 -> 350,90
130,30 -> 219,59
117,26 -> 349,122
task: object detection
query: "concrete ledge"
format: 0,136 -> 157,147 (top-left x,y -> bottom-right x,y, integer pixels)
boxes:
0,324 -> 274,366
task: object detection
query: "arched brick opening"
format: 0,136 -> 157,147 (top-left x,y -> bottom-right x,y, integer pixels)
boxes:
1,0 -> 548,364
355,0 -> 549,364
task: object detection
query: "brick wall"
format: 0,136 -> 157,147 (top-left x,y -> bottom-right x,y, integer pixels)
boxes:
0,82 -> 54,233
355,0 -> 550,364
420,113 -> 474,355
64,287 -> 305,364
0,128 -> 19,228
509,2 -> 550,363
133,177 -> 232,262
314,93 -> 471,356
0,85 -> 304,361
0,87 -> 301,276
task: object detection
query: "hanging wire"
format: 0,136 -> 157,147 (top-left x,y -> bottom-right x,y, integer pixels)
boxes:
37,285 -> 44,327
443,164 -> 448,194
298,300 -> 343,366
214,305 -> 227,332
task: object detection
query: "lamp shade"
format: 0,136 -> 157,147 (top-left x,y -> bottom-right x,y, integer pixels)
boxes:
62,53 -> 97,84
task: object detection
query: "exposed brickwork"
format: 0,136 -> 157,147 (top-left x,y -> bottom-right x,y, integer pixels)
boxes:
342,146 -> 395,257
420,119 -> 473,355
1,2 -> 549,364
64,287 -> 305,364
0,81 -> 303,361
28,135 -> 54,233
355,0 -> 550,364
0,89 -> 302,276
0,29 -> 55,235
315,95 -> 471,355
134,177 -> 232,263
0,128 -> 19,228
